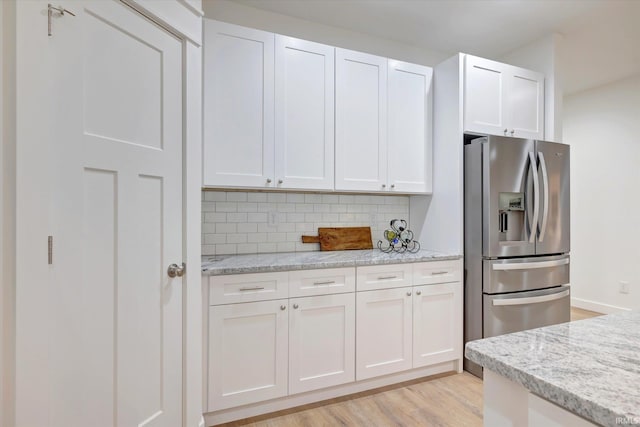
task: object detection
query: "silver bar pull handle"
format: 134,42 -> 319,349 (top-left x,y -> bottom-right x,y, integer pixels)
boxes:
538,152 -> 549,242
431,271 -> 449,276
492,258 -> 569,271
377,275 -> 398,280
528,151 -> 540,243
239,286 -> 265,291
493,289 -> 570,306
313,280 -> 336,286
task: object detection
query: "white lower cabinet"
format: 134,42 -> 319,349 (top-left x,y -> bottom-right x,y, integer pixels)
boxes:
413,282 -> 463,367
356,287 -> 413,380
208,299 -> 289,411
205,260 -> 463,417
289,293 -> 355,394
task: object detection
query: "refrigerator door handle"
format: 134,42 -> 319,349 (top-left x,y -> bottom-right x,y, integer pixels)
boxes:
492,258 -> 569,271
492,288 -> 570,306
538,151 -> 549,242
528,151 -> 540,243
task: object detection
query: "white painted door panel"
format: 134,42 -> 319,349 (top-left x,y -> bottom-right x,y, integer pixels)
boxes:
464,55 -> 507,136
508,70 -> 544,139
203,20 -> 275,187
335,48 -> 387,192
387,60 -> 433,193
356,288 -> 412,380
413,283 -> 462,367
49,2 -> 183,426
209,300 -> 288,410
275,36 -> 334,190
289,294 -> 355,394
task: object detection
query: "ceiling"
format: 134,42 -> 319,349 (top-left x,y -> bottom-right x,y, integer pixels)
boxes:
230,0 -> 640,94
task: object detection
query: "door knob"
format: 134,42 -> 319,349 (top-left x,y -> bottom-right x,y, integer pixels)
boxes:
510,129 -> 515,136
406,291 -> 412,296
293,303 -> 299,309
278,179 -> 283,184
416,290 -> 422,295
266,178 -> 272,184
503,129 -> 508,135
167,263 -> 185,278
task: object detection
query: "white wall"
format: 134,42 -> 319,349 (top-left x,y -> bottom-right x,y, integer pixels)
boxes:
1,1 -> 16,426
202,0 -> 448,66
564,74 -> 640,313
501,34 -> 563,142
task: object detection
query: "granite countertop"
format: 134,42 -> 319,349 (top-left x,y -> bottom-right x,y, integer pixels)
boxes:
201,249 -> 461,275
465,311 -> 640,427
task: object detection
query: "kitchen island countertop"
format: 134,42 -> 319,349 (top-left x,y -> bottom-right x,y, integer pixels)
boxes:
201,249 -> 461,275
466,310 -> 640,427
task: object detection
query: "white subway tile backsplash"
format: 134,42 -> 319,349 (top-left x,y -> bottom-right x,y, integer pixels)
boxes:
226,192 -> 247,202
215,223 -> 236,233
227,213 -> 248,223
227,233 -> 248,244
247,192 -> 267,202
204,191 -> 226,202
237,223 -> 258,233
215,202 -> 237,212
202,191 -> 410,255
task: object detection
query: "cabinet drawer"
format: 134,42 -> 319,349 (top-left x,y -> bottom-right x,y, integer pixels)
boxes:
412,260 -> 461,285
356,264 -> 413,291
209,272 -> 289,305
289,268 -> 355,297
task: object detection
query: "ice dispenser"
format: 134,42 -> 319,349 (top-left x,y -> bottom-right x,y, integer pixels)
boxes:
498,193 -> 524,241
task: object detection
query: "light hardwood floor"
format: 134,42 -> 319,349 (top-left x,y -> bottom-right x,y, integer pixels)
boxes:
216,307 -> 602,427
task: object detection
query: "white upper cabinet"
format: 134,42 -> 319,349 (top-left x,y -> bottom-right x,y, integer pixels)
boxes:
464,55 -> 544,140
335,48 -> 388,192
388,60 -> 433,193
275,36 -> 335,190
203,20 -> 433,193
203,20 -> 275,188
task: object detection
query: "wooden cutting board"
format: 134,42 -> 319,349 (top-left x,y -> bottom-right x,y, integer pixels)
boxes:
301,227 -> 373,251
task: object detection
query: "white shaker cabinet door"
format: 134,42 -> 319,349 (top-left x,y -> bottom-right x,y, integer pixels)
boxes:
203,20 -> 275,188
388,60 -> 433,193
289,294 -> 355,394
208,300 -> 288,411
275,36 -> 335,190
356,287 -> 413,380
335,48 -> 388,192
464,55 -> 509,137
507,69 -> 544,140
413,282 -> 462,368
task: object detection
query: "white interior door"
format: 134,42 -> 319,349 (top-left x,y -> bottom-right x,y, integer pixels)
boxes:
47,2 -> 183,426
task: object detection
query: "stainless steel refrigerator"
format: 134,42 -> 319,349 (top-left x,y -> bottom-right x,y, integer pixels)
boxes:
464,135 -> 570,377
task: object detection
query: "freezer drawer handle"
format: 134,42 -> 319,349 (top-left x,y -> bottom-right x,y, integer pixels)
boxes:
493,289 -> 570,306
492,258 -> 569,271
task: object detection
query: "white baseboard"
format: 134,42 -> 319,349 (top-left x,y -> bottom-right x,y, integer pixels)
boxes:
204,359 -> 460,426
571,297 -> 631,314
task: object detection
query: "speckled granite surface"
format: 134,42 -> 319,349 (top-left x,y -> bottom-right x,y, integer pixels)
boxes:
201,249 -> 461,275
466,311 -> 640,427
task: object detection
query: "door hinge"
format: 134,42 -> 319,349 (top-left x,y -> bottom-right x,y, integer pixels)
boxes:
48,236 -> 53,265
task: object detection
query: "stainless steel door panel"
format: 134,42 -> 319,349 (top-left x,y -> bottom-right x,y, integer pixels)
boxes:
483,254 -> 570,294
483,286 -> 570,338
482,136 -> 537,257
535,140 -> 570,255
